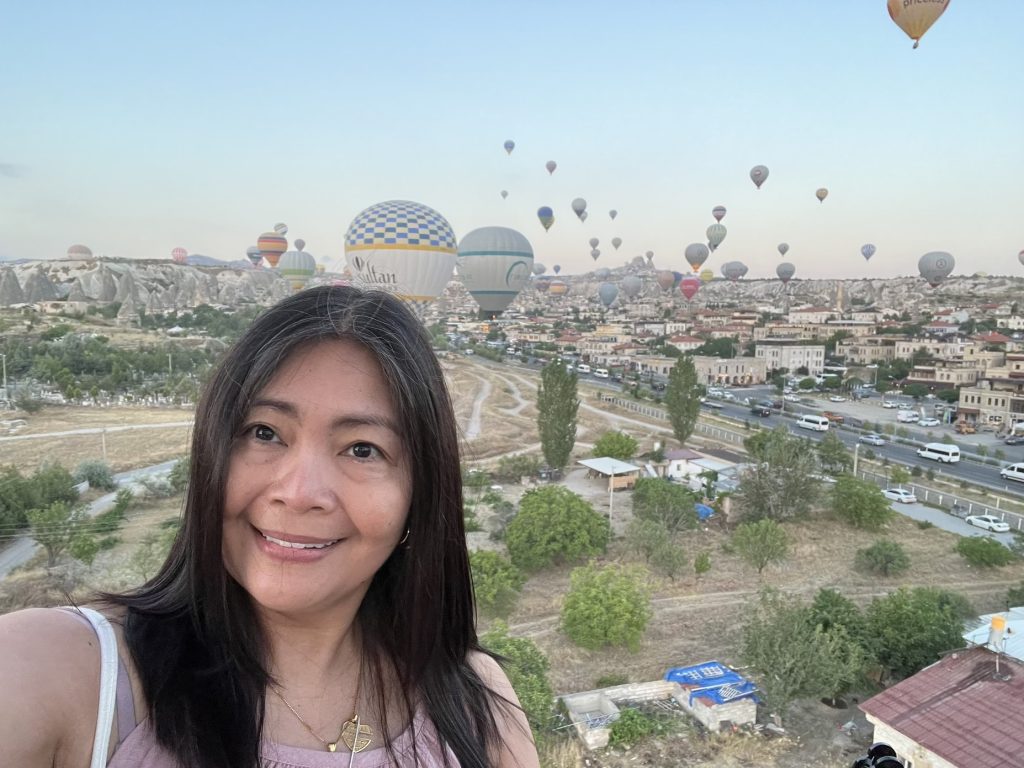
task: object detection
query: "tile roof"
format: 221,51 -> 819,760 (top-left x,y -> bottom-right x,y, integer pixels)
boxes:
860,647 -> 1024,768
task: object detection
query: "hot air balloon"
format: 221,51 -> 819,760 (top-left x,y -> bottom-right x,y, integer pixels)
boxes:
622,275 -> 642,299
712,205 -> 727,222
503,139 -> 515,155
551,264 -> 561,275
611,237 -> 622,250
816,188 -> 829,203
343,200 -> 458,315
776,262 -> 796,284
273,223 -> 288,235
588,237 -> 599,249
66,244 -> 93,260
292,239 -> 305,252
537,206 -> 555,232
598,282 -> 618,307
595,267 -> 612,280
887,0 -> 950,48
918,251 -> 955,288
500,190 -> 509,199
861,244 -> 876,261
545,160 -> 557,175
590,249 -> 601,261
579,211 -> 588,222
645,250 -> 654,262
750,165 -> 769,189
456,226 -> 534,318
685,243 -> 710,273
778,242 -> 790,257
316,263 -> 325,276
278,249 -> 317,293
706,224 -> 727,251
609,209 -> 618,220
548,280 -> 569,296
258,232 -> 288,268
572,198 -> 588,220
171,247 -> 188,264
533,263 -> 547,276
656,271 -> 675,292
699,268 -> 714,283
722,261 -> 746,281
534,278 -> 550,293
246,246 -> 262,268
680,276 -> 701,301
1019,250 -> 1024,267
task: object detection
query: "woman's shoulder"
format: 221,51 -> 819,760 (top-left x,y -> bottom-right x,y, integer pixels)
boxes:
0,606 -> 113,768
466,650 -> 541,768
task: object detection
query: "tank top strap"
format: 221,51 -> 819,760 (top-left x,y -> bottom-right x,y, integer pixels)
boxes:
57,607 -> 139,747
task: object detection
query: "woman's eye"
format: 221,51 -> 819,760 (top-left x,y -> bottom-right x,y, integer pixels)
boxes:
253,424 -> 277,442
349,442 -> 379,460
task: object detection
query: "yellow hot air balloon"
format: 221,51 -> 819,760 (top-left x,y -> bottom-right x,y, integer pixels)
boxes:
887,0 -> 951,49
699,268 -> 714,283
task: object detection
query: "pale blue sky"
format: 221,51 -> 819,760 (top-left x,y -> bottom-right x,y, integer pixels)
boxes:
2,1 -> 1021,279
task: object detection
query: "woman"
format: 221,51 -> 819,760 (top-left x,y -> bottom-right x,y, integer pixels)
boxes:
0,286 -> 539,768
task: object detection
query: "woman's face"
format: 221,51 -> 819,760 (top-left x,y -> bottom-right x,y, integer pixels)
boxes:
222,338 -> 412,618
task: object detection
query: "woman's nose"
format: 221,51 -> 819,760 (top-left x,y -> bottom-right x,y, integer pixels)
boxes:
269,445 -> 337,513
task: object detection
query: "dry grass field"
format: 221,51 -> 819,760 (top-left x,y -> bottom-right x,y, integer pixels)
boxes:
4,354 -> 1022,767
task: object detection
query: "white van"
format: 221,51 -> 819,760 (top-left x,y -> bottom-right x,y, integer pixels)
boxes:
897,410 -> 920,423
1000,462 -> 1024,483
594,368 -> 610,379
916,442 -> 961,463
796,414 -> 830,432
576,364 -> 591,374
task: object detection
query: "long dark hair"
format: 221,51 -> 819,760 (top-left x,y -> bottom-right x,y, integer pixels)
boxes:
104,286 -> 500,767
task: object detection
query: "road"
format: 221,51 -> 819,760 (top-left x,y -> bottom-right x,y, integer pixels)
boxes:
0,461 -> 176,580
882,500 -> 1017,548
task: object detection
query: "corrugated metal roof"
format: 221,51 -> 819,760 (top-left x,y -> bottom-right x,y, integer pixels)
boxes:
860,646 -> 1024,768
577,457 -> 642,476
964,608 -> 1024,662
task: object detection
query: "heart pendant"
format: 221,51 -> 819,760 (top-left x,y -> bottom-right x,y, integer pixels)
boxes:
341,718 -> 373,753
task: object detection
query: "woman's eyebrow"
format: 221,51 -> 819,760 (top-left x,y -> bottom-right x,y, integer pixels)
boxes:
249,398 -> 399,434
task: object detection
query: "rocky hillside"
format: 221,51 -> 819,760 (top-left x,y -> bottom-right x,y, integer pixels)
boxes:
0,259 -> 291,312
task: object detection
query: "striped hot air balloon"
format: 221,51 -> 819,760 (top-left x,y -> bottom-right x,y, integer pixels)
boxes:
257,232 -> 288,268
171,247 -> 188,264
456,226 -> 534,318
278,249 -> 317,293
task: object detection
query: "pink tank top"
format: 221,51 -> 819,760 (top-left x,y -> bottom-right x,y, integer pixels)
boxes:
64,609 -> 459,767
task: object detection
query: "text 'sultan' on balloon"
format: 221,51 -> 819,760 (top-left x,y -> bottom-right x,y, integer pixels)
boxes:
887,0 -> 951,48
456,225 -> 534,318
343,200 -> 458,314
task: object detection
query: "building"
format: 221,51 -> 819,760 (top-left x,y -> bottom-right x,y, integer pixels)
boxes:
667,334 -> 704,354
787,306 -> 837,324
860,646 -> 1024,768
754,340 -> 825,375
956,353 -> 1024,432
691,355 -> 767,386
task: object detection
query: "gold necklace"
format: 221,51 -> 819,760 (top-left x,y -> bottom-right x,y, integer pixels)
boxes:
270,674 -> 374,755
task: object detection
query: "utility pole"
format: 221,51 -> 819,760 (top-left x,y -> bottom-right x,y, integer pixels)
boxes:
1,352 -> 6,402
852,442 -> 860,477
168,353 -> 173,376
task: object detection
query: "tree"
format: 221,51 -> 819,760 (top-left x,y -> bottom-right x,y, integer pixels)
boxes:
26,500 -> 97,568
956,537 -> 1015,568
493,454 -> 542,483
591,430 -> 638,461
650,539 -> 687,581
738,428 -> 820,521
742,590 -> 865,724
732,519 -> 788,575
798,377 -> 817,390
817,431 -> 852,475
168,454 -> 191,494
505,486 -> 609,571
866,587 -> 972,681
809,588 -> 866,645
73,460 -> 117,491
855,540 -> 911,576
626,518 -> 667,562
480,622 -> 554,736
903,383 -> 928,400
561,562 -> 652,652
631,478 -> 699,533
470,550 -> 525,616
694,551 -> 712,580
832,476 -> 894,531
888,466 -> 911,489
1007,581 -> 1024,608
536,361 -> 579,470
664,355 -> 702,445
689,337 -> 736,358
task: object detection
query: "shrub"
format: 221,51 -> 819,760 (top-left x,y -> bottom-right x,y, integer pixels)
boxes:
73,460 -> 117,491
493,454 -> 542,483
732,519 -> 788,575
910,465 -> 922,478
1007,581 -> 1024,607
855,540 -> 911,576
561,562 -> 652,651
167,455 -> 190,494
594,673 -> 628,689
608,708 -> 655,748
956,537 -> 1015,568
694,551 -> 712,579
505,486 -> 609,571
650,540 -> 687,581
916,520 -> 934,530
470,550 -> 525,617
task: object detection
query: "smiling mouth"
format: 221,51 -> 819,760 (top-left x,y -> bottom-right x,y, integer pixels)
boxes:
258,529 -> 340,550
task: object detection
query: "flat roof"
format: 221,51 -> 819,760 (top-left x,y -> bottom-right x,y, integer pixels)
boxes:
577,457 -> 642,476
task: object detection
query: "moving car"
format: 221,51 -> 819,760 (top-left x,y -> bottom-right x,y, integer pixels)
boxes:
882,488 -> 917,504
750,403 -> 772,417
1006,435 -> 1024,446
918,417 -> 941,427
965,514 -> 1010,533
828,395 -> 847,402
859,433 -> 886,446
1000,463 -> 1024,483
822,411 -> 845,424
916,442 -> 961,464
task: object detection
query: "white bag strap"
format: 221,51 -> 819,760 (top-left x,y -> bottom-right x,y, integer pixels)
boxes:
77,607 -> 119,768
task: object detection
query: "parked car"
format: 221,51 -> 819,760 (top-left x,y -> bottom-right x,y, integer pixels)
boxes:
882,400 -> 899,409
1005,435 -> 1024,446
882,488 -> 917,504
828,395 -> 847,402
965,514 -> 1010,533
783,394 -> 801,402
918,417 -> 941,427
859,433 -> 886,446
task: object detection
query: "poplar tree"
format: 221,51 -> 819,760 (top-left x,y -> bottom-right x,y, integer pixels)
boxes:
536,360 -> 579,470
664,355 -> 702,445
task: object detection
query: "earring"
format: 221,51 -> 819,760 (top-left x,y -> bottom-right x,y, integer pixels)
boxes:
398,528 -> 410,546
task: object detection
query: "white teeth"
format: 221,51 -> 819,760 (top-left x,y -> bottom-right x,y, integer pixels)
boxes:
262,533 -> 338,550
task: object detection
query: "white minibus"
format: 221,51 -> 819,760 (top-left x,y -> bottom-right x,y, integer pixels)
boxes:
594,368 -> 610,379
916,442 -> 961,463
576,364 -> 591,374
796,414 -> 830,432
1000,462 -> 1024,483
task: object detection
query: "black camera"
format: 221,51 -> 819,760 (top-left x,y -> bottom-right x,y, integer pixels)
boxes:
851,743 -> 904,768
